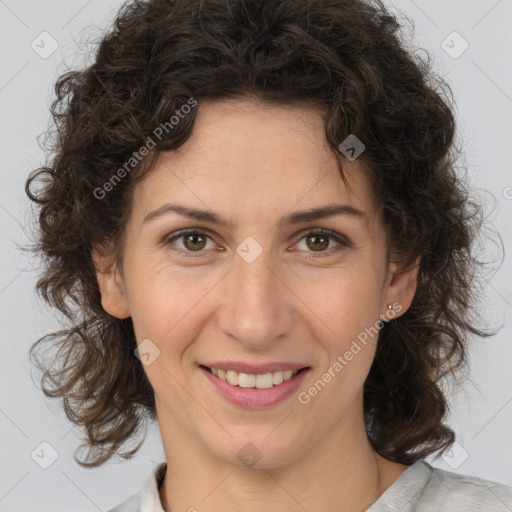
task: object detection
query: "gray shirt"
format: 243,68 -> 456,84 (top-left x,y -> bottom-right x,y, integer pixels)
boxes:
108,460 -> 512,511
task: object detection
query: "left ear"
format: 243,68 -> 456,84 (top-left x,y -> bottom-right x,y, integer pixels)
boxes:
381,255 -> 421,319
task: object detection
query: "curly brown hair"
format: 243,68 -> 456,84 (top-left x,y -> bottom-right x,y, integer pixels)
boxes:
25,0 -> 498,468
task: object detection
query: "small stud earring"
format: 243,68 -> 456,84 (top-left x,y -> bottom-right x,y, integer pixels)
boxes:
388,304 -> 393,309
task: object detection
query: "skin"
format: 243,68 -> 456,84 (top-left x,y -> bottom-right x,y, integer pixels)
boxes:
94,97 -> 420,511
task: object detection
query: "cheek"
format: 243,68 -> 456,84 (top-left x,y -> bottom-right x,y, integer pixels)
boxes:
125,264 -> 216,353
299,263 -> 383,334
304,278 -> 381,412
298,266 -> 384,384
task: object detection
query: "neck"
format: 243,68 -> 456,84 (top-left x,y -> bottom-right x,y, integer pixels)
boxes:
156,401 -> 409,512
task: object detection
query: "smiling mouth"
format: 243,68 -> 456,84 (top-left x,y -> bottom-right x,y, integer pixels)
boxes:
200,365 -> 309,389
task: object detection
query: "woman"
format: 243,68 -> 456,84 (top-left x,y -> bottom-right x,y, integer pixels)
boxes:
25,0 -> 512,510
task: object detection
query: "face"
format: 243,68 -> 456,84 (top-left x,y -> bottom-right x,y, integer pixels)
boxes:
94,97 -> 418,469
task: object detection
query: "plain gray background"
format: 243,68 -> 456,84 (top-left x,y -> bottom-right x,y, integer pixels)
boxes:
1,0 -> 511,510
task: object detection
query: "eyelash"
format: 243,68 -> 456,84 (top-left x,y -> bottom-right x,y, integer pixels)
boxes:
163,228 -> 349,259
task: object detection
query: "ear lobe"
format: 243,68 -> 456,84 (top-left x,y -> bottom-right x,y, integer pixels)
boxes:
92,246 -> 131,319
383,255 -> 421,318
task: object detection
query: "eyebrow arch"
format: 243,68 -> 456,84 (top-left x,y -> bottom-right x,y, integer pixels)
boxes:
281,203 -> 367,225
142,202 -> 367,228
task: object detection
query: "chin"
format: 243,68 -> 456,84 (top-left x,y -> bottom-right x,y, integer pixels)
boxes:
206,430 -> 306,470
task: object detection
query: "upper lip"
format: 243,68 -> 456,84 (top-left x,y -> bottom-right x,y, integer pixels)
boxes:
201,361 -> 310,374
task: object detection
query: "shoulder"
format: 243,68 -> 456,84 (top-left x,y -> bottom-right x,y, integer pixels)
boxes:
107,462 -> 167,512
369,460 -> 512,512
107,492 -> 141,512
420,462 -> 512,511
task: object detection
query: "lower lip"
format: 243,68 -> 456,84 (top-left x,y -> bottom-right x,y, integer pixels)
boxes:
201,367 -> 310,408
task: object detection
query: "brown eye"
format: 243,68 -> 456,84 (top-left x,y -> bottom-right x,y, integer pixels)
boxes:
164,230 -> 215,258
182,232 -> 208,251
163,227 -> 348,260
306,233 -> 330,252
294,228 -> 349,259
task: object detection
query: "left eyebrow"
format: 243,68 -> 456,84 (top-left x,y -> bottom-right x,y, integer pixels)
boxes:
281,203 -> 367,225
142,202 -> 368,229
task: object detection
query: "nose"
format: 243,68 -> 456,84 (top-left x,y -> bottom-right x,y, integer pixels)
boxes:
216,243 -> 294,351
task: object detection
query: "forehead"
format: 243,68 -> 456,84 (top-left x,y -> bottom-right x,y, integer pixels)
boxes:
131,97 -> 381,235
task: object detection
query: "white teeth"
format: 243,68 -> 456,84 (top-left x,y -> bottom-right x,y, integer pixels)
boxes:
238,373 -> 256,388
272,371 -> 284,385
226,370 -> 239,386
255,373 -> 274,389
210,367 -> 300,388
